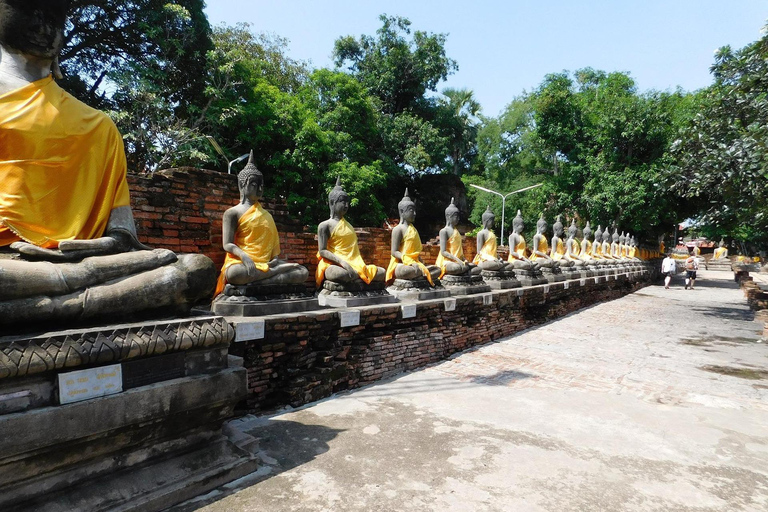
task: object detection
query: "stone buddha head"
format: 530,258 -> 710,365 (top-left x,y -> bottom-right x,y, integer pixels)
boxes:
583,222 -> 592,241
445,198 -> 460,227
567,220 -> 578,240
536,213 -> 548,235
719,239 -> 726,248
328,176 -> 350,219
398,188 -> 416,223
553,216 -> 564,238
512,210 -> 524,235
0,0 -> 68,59
603,226 -> 611,243
612,229 -> 619,243
237,151 -> 264,204
619,232 -> 626,245
481,205 -> 495,230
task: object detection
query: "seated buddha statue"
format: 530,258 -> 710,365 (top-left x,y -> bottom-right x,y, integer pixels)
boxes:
602,226 -> 617,265
473,206 -> 512,272
435,198 -> 480,278
628,236 -> 642,261
215,153 -> 308,295
579,222 -> 595,265
316,177 -> 385,287
385,189 -> 441,285
713,240 -> 728,260
0,1 -> 215,327
530,214 -> 557,269
563,219 -> 586,269
549,216 -> 575,268
508,210 -> 538,270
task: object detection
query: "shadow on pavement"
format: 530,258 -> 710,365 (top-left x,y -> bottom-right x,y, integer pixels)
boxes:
691,305 -> 755,322
173,419 -> 344,511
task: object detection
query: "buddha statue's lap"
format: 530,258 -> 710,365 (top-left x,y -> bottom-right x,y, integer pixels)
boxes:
473,207 -> 513,273
0,6 -> 215,327
216,153 -> 308,296
435,199 -> 480,278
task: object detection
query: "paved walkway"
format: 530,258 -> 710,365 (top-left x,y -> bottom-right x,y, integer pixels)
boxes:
185,270 -> 768,512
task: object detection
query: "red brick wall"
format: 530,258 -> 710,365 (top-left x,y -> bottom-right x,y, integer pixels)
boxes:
231,274 -> 651,412
127,168 -> 502,280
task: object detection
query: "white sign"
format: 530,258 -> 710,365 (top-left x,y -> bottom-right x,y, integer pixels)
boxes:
444,298 -> 457,311
543,285 -> 550,294
516,289 -> 525,297
579,279 -> 586,286
482,293 -> 493,305
594,277 -> 600,284
339,310 -> 361,327
59,364 -> 122,405
563,281 -> 570,290
235,320 -> 265,342
401,304 -> 417,319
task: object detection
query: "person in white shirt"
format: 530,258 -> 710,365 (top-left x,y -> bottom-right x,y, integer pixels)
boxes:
661,253 -> 676,289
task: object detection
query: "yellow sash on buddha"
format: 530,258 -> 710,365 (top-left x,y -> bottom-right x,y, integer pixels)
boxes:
551,238 -> 566,261
473,231 -> 497,264
628,246 -> 637,258
581,240 -> 592,259
386,224 -> 433,285
621,245 -> 628,258
316,218 -> 378,286
0,76 -> 130,248
215,203 -> 280,295
435,229 -> 464,278
529,236 -> 549,261
592,242 -> 602,258
508,235 -> 527,262
713,247 -> 727,260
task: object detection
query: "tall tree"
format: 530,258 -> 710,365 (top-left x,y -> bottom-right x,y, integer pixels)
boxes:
671,26 -> 768,245
438,88 -> 481,175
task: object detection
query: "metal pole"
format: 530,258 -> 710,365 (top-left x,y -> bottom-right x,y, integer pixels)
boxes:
500,196 -> 506,248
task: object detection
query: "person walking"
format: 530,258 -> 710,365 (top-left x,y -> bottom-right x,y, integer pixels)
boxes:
684,254 -> 699,290
662,252 -> 676,289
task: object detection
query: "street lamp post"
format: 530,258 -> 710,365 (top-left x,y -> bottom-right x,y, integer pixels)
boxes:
204,136 -> 249,174
469,183 -> 543,247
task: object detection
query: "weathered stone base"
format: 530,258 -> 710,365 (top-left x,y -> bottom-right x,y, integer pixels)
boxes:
514,269 -> 548,287
540,268 -> 566,282
387,278 -> 451,301
480,271 -> 521,290
707,261 -> 733,271
0,317 -> 252,512
213,292 -> 320,316
318,289 -> 398,308
440,274 -> 492,296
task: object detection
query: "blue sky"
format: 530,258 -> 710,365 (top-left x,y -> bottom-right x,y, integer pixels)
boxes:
205,1 -> 768,117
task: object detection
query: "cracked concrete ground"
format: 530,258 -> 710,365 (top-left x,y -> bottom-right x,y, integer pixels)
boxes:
181,270 -> 768,511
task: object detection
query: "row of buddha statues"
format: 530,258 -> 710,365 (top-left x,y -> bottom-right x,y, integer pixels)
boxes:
213,157 -> 655,307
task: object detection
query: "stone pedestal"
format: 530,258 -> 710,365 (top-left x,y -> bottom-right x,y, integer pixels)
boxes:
480,270 -> 521,290
0,316 -> 257,512
317,280 -> 398,308
440,274 -> 492,296
514,269 -> 548,287
707,259 -> 733,271
212,283 -> 320,316
540,267 -> 566,283
387,278 -> 451,302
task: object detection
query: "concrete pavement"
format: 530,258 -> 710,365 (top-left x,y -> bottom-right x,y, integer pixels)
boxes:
181,269 -> 768,512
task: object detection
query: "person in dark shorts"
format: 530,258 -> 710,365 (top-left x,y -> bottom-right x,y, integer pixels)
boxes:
684,254 -> 699,289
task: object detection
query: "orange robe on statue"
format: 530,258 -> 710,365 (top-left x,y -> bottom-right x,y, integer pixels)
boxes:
0,76 -> 130,248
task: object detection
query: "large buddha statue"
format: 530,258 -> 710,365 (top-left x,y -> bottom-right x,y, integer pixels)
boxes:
316,177 -> 384,287
0,1 -> 215,327
386,189 -> 441,286
562,219 -> 586,271
530,213 -> 564,281
508,210 -> 537,271
713,240 -> 728,260
215,153 -> 308,295
549,215 -> 575,269
602,226 -> 617,267
473,206 -> 510,272
435,199 -> 479,278
579,222 -> 596,266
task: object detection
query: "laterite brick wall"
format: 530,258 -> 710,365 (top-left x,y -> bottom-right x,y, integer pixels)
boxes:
230,275 -> 650,413
127,168 -> 496,280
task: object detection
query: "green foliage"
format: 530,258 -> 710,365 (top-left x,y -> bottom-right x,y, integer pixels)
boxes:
670,27 -> 768,246
333,15 -> 457,115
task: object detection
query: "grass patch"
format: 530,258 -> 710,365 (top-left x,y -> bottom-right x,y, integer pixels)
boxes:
700,365 -> 768,380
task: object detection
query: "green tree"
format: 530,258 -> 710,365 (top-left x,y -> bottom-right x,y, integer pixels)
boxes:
437,88 -> 482,175
671,28 -> 768,246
